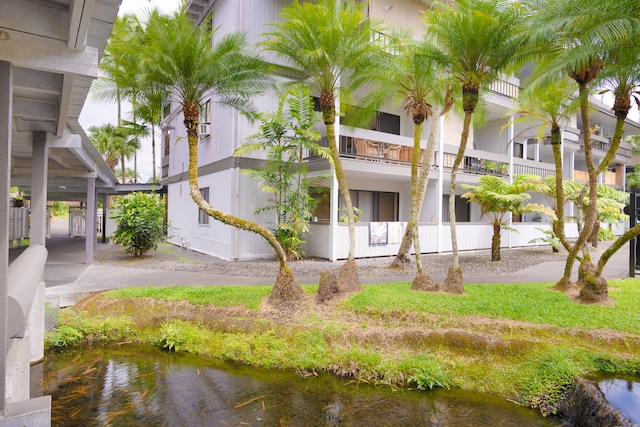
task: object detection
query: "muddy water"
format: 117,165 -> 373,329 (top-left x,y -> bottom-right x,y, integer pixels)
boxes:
38,344 -> 561,427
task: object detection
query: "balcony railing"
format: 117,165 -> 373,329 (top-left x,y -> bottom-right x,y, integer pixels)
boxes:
442,153 -> 509,176
489,80 -> 519,99
308,133 -> 515,178
574,170 -> 589,182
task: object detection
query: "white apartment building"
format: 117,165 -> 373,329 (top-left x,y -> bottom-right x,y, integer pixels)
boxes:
162,0 -> 640,261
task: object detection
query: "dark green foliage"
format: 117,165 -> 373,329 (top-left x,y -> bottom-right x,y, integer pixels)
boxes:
234,86 -> 329,259
111,192 -> 167,257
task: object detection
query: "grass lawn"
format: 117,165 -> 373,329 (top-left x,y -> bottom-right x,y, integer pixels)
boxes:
48,279 -> 640,416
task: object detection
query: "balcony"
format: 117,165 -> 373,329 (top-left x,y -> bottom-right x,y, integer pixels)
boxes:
306,128 -> 512,178
489,80 -> 519,99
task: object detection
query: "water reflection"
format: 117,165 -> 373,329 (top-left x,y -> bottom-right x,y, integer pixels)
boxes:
597,377 -> 640,424
38,344 -> 560,427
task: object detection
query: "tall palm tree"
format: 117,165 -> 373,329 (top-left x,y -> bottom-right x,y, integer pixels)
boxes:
91,15 -> 141,127
88,123 -> 122,172
140,8 -> 303,308
528,0 -> 640,298
92,14 -> 147,181
134,86 -> 164,184
514,79 -> 579,256
354,31 -> 454,289
264,0 -> 382,291
424,0 -> 523,292
115,127 -> 141,184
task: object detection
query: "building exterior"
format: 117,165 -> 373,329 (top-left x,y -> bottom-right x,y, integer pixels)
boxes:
162,0 -> 639,262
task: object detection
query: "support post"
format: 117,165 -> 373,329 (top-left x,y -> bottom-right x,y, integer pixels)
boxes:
0,59 -> 12,418
85,177 -> 96,264
101,193 -> 107,243
30,132 -> 48,246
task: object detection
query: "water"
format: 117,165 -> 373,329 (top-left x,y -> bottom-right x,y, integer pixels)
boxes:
596,376 -> 640,424
37,344 -> 560,427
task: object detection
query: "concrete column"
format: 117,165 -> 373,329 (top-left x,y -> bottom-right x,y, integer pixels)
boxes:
329,172 -> 339,262
507,116 -> 514,249
0,60 -> 12,416
436,116 -> 444,253
101,193 -> 107,243
30,132 -> 48,246
85,177 -> 96,264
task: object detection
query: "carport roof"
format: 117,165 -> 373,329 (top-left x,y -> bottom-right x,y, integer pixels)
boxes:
0,0 -> 122,201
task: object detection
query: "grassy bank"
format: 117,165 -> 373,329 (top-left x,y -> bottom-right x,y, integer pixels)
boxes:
47,279 -> 640,416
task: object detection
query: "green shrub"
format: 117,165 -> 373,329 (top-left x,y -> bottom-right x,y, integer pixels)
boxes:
408,357 -> 451,390
111,192 -> 167,257
46,325 -> 83,349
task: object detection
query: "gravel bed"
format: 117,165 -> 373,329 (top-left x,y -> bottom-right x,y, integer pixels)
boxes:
94,241 -> 571,279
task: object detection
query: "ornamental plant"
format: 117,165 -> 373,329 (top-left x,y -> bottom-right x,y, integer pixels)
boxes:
111,192 -> 167,257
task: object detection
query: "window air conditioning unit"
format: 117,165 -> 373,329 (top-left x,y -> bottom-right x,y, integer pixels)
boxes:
198,123 -> 211,136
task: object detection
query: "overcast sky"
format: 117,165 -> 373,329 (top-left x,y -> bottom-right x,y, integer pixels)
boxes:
79,0 -> 181,182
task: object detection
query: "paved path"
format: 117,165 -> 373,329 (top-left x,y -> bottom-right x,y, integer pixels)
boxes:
9,224 -> 636,307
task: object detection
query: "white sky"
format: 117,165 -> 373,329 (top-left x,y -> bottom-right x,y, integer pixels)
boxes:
79,0 -> 181,182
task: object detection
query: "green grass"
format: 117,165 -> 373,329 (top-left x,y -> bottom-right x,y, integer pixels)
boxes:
106,284 -> 319,311
342,280 -> 640,334
105,285 -> 274,310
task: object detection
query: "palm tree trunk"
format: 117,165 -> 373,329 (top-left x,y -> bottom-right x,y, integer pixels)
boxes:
391,109 -> 442,268
596,96 -> 629,175
183,102 -> 304,307
561,83 -> 598,285
323,105 -> 357,263
491,222 -> 501,261
121,156 -> 126,184
449,110 -> 474,270
550,124 -> 568,250
596,224 -> 640,276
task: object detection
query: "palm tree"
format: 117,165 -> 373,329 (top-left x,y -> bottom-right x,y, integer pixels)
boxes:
92,14 -> 148,181
353,31 -> 454,290
119,120 -> 149,183
514,79 -> 579,256
134,86 -> 163,184
91,15 -> 142,128
264,0 -> 382,292
424,0 -> 523,292
461,174 -> 557,261
140,8 -> 303,308
88,123 -> 122,172
115,128 -> 141,184
233,85 -> 330,260
528,0 -> 640,299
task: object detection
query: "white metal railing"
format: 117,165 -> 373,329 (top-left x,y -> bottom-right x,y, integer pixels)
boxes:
489,80 -> 520,99
9,207 -> 29,241
69,208 -> 86,237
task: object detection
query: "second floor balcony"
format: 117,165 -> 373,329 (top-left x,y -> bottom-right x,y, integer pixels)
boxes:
307,126 -> 510,178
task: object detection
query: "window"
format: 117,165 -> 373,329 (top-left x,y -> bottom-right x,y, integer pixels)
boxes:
200,99 -> 211,125
442,195 -> 470,222
311,188 -> 399,223
198,187 -> 209,225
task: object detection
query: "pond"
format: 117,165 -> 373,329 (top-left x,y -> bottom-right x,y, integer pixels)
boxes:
595,376 -> 640,424
34,344 -> 561,426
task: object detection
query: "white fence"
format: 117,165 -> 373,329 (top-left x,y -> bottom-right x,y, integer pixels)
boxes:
9,208 -> 29,241
304,221 -> 624,260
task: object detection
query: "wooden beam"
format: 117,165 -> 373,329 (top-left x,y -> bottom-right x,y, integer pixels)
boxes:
12,98 -> 58,121
57,75 -> 74,136
0,27 -> 98,78
68,0 -> 97,50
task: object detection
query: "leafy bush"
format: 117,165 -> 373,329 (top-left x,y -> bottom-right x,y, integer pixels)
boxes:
111,192 -> 167,257
46,325 -> 83,349
408,358 -> 451,390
